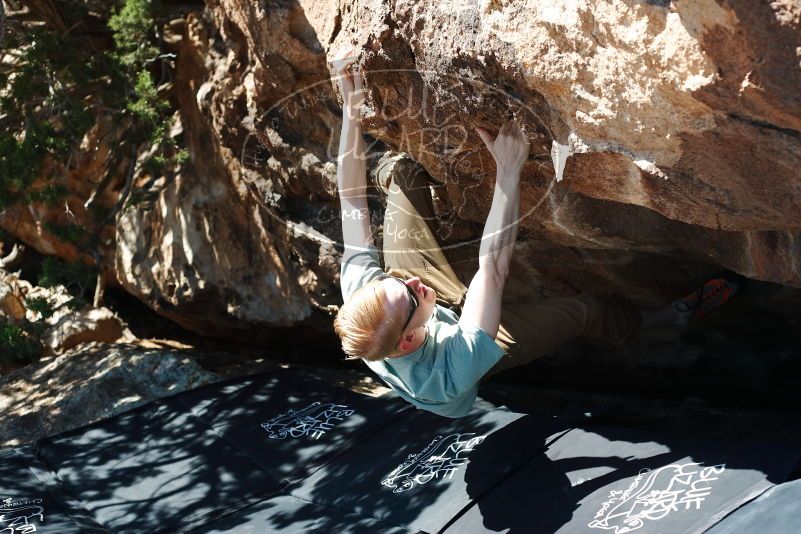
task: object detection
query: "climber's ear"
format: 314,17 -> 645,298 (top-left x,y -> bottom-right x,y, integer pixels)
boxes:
397,331 -> 415,352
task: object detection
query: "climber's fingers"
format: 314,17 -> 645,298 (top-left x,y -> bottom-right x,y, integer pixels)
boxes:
475,127 -> 495,155
332,45 -> 360,75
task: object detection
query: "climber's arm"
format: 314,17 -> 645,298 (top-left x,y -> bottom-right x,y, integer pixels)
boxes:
459,122 -> 529,338
334,51 -> 373,257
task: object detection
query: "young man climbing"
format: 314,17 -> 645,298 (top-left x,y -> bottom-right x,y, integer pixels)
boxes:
331,52 -> 742,418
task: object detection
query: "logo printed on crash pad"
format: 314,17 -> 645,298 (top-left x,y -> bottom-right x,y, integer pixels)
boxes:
381,433 -> 485,493
260,402 -> 355,440
589,462 -> 726,533
1,497 -> 45,534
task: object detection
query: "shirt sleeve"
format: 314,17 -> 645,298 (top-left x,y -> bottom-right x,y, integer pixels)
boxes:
340,244 -> 384,302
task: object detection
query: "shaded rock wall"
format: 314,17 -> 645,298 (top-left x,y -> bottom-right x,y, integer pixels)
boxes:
110,3 -> 363,338
3,0 -> 800,338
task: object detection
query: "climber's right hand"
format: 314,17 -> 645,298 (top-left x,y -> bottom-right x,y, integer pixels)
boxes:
333,46 -> 364,112
475,121 -> 530,182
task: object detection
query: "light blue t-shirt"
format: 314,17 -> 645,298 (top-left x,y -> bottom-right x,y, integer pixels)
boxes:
340,245 -> 506,418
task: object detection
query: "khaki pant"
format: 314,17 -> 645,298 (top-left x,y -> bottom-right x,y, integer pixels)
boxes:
378,155 -> 641,377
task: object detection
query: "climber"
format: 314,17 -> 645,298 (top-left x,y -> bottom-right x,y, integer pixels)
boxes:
331,51 -> 742,417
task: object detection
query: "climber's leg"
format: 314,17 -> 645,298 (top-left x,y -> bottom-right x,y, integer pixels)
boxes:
485,293 -> 642,377
379,154 -> 468,309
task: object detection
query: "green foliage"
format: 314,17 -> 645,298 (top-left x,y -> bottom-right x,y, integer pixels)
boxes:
0,0 -> 187,246
0,23 -> 97,211
66,296 -> 89,311
142,145 -> 187,175
62,99 -> 96,139
26,184 -> 70,208
24,295 -> 56,320
110,0 -> 170,136
175,148 -> 189,164
0,121 -> 68,210
0,318 -> 43,367
109,0 -> 161,70
128,70 -> 168,125
0,257 -> 96,367
38,257 -> 97,301
43,221 -> 87,243
36,256 -> 96,326
0,1 -> 191,370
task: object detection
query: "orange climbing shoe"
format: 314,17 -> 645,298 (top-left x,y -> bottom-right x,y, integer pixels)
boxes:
673,271 -> 745,320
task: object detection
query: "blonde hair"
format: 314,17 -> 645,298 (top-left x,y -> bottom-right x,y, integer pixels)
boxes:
334,278 -> 402,361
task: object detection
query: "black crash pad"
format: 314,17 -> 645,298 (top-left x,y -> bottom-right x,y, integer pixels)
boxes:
172,367 -> 411,484
11,367 -> 801,534
290,400 -> 570,533
0,447 -> 103,533
190,494 -> 411,533
443,425 -> 801,534
36,398 -> 272,534
706,478 -> 801,534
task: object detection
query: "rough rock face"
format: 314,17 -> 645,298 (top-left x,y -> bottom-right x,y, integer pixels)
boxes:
328,0 -> 801,287
205,0 -> 801,309
39,307 -> 128,354
112,7 -> 343,338
3,0 -> 801,338
0,342 -> 217,448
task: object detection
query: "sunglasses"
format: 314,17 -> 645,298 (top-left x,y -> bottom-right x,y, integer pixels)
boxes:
378,274 -> 418,335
